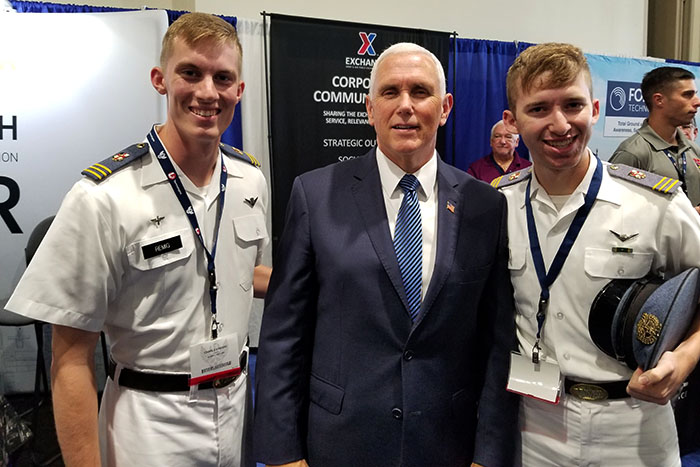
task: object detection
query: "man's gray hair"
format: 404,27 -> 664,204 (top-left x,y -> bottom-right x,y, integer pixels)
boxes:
368,42 -> 446,98
490,119 -> 519,140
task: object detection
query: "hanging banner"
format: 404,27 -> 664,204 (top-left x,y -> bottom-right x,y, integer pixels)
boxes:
0,10 -> 168,393
587,53 -> 700,160
269,14 -> 450,252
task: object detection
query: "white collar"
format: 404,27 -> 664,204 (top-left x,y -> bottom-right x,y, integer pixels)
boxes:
375,147 -> 438,200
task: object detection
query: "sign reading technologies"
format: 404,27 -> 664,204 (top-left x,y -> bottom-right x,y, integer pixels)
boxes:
269,14 -> 449,253
604,81 -> 648,137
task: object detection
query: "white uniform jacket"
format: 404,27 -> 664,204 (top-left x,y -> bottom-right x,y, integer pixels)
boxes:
502,152 -> 700,382
6,139 -> 268,369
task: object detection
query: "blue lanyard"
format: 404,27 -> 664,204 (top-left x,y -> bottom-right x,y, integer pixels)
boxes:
524,157 -> 603,363
147,126 -> 228,339
663,149 -> 687,191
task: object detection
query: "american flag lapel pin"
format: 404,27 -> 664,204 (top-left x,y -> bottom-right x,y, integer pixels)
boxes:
446,200 -> 455,213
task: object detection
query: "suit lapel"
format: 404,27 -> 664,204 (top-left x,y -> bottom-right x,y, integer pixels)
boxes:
420,159 -> 460,321
350,149 -> 411,312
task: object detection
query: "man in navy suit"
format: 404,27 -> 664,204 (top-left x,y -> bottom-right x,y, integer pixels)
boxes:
253,42 -> 518,467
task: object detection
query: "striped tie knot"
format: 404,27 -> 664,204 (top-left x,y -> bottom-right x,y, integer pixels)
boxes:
398,174 -> 420,193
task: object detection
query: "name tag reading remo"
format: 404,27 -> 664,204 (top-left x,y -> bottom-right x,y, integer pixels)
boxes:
142,235 -> 183,259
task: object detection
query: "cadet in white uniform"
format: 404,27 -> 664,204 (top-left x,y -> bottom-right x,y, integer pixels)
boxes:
496,42 -> 700,466
5,13 -> 268,467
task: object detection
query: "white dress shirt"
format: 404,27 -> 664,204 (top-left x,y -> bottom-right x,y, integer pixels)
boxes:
375,147 -> 438,301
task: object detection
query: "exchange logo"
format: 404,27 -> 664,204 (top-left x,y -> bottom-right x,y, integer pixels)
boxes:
358,32 -> 377,56
609,86 -> 626,111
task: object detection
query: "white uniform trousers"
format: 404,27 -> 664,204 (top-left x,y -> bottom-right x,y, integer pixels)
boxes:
517,393 -> 680,467
98,371 -> 247,466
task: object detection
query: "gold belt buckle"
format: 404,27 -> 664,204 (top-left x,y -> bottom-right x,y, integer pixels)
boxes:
569,383 -> 608,401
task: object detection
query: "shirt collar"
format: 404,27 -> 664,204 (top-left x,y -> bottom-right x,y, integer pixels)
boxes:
490,150 -> 523,170
527,148 -> 618,208
375,147 -> 437,200
638,118 -> 694,153
222,151 -> 245,179
141,138 -> 237,189
597,163 -> 622,206
140,140 -> 166,188
512,151 -> 527,167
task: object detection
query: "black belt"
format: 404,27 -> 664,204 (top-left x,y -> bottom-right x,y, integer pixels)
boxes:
564,378 -> 629,401
108,350 -> 247,392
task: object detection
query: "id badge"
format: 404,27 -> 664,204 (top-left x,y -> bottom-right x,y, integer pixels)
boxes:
189,333 -> 240,386
506,351 -> 562,404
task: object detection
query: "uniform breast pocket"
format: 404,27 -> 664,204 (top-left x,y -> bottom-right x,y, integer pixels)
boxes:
508,244 -> 527,272
125,228 -> 195,318
508,243 -> 536,318
584,248 -> 653,279
233,214 -> 268,291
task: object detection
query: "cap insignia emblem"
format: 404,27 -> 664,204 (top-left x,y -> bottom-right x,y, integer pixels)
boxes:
636,312 -> 661,345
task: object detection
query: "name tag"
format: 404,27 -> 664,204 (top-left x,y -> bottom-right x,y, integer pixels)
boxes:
506,351 -> 562,404
142,235 -> 183,259
189,333 -> 240,386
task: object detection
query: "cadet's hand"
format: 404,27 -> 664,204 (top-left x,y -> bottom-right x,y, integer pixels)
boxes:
267,461 -> 308,467
627,351 -> 687,404
695,205 -> 700,215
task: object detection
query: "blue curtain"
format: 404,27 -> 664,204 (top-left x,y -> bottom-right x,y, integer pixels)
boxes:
10,0 -> 127,12
446,38 -> 534,170
9,1 -> 237,26
666,58 -> 700,67
10,0 -> 243,149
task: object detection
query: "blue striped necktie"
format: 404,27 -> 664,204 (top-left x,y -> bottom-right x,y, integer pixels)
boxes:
394,174 -> 422,322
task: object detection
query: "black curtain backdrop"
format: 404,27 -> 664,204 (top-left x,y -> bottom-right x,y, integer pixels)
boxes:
268,14 -> 450,254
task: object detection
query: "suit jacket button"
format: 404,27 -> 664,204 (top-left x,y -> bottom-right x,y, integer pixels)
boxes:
403,350 -> 414,361
391,408 -> 403,419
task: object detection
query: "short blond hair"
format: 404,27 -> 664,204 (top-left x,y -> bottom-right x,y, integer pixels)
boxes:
160,12 -> 242,71
506,43 -> 592,110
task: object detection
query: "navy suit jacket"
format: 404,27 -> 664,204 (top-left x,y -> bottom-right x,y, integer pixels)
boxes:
254,149 -> 518,467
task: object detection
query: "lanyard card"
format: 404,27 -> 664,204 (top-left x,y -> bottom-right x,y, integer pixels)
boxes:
507,351 -> 562,404
189,333 -> 239,386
